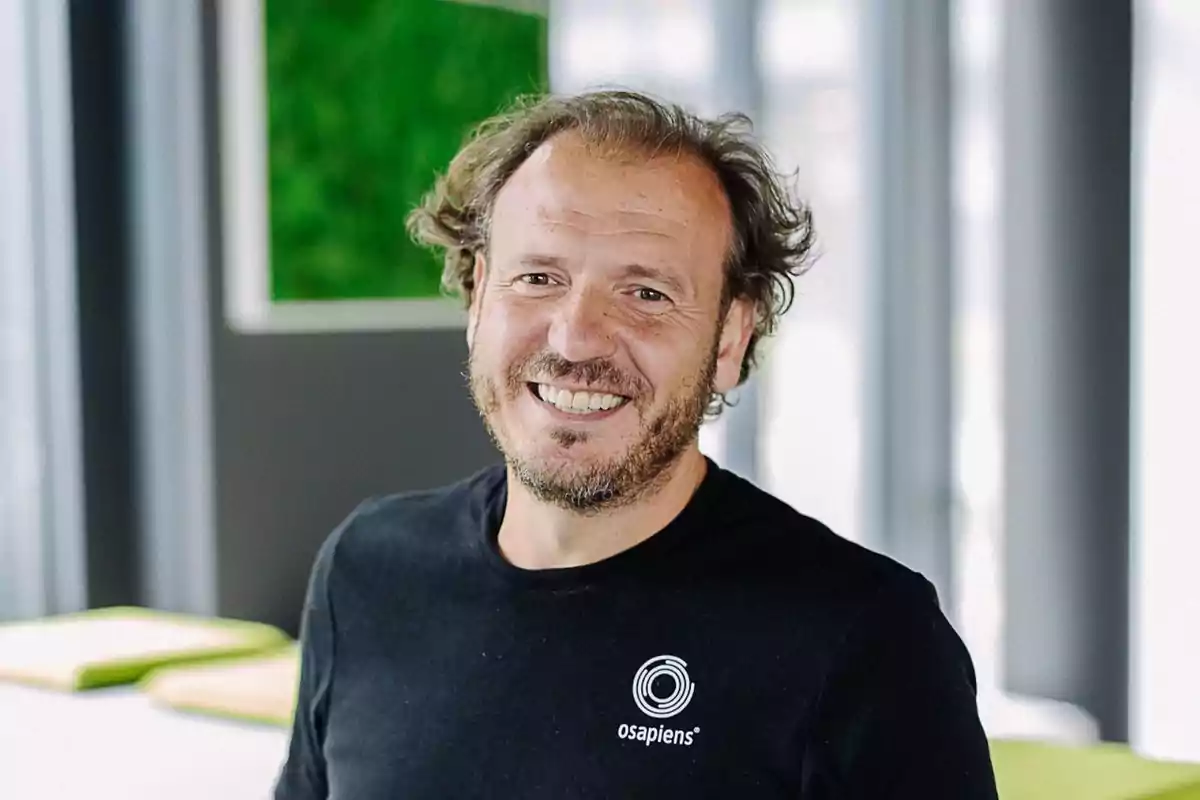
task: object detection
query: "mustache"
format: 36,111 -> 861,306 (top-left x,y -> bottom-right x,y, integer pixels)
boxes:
508,352 -> 646,397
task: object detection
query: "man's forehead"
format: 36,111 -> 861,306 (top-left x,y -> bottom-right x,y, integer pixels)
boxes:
492,133 -> 732,240
530,205 -> 683,236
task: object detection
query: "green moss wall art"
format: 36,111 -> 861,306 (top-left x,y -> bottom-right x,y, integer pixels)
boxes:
218,0 -> 547,330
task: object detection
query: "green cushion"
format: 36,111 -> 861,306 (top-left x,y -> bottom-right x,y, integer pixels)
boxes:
0,606 -> 291,691
992,739 -> 1200,799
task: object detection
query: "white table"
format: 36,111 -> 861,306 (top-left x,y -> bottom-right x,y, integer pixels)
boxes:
0,683 -> 289,799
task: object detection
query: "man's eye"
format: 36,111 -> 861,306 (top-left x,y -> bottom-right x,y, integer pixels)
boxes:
520,273 -> 552,286
635,287 -> 669,303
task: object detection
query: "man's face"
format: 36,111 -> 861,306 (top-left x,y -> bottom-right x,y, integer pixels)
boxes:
467,132 -> 753,511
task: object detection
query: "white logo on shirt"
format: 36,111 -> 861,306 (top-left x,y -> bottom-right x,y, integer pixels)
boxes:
632,655 -> 695,719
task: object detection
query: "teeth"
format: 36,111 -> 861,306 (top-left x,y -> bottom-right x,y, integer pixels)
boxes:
536,384 -> 626,414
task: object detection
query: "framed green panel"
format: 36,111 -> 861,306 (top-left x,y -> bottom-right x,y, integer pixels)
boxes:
218,0 -> 547,331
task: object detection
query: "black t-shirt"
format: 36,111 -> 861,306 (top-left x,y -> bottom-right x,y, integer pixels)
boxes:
274,461 -> 998,799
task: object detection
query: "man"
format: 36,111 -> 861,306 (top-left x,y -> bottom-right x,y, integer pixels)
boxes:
274,90 -> 998,798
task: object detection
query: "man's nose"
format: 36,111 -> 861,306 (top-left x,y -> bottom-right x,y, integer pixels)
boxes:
547,287 -> 618,363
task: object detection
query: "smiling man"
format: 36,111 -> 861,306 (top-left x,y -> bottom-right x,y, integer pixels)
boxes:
274,91 -> 998,799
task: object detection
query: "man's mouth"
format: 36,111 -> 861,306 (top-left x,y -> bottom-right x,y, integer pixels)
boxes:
529,383 -> 631,415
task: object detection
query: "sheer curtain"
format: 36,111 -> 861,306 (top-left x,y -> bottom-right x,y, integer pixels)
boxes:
0,0 -> 85,620
0,0 -> 49,620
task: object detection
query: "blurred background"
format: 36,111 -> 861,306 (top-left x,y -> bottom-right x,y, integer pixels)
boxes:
1,0 -> 1198,781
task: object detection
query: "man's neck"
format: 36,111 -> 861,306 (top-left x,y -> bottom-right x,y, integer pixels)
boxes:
497,447 -> 709,571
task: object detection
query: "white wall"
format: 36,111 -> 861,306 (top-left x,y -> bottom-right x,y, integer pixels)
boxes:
1131,0 -> 1200,763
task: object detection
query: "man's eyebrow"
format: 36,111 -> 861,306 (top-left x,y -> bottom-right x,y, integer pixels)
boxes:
622,263 -> 687,296
518,254 -> 567,269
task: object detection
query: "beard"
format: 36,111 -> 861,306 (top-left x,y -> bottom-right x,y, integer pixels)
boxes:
469,338 -> 718,514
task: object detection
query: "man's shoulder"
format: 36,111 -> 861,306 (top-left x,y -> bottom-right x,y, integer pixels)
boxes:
719,468 -> 918,576
709,467 -> 937,616
713,472 -> 953,682
362,464 -> 504,524
317,464 -> 505,572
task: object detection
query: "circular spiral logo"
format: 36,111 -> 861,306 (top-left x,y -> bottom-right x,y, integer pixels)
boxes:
632,655 -> 696,719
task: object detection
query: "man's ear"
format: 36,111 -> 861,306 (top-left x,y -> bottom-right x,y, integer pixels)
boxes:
712,298 -> 755,394
466,251 -> 486,350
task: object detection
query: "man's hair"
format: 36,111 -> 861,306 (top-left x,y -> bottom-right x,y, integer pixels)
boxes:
407,90 -> 815,411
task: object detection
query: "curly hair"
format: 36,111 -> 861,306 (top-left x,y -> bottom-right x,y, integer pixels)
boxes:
407,90 -> 815,412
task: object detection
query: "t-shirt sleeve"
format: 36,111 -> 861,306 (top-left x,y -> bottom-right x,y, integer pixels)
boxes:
273,522 -> 346,800
800,576 -> 998,799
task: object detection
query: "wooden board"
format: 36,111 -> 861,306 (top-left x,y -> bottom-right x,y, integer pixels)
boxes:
0,606 -> 290,691
141,646 -> 301,727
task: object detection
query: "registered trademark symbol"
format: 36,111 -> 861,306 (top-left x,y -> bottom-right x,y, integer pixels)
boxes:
694,727 -> 700,733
